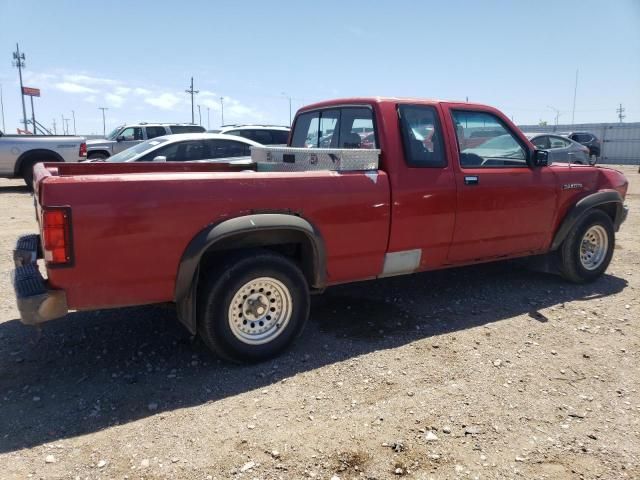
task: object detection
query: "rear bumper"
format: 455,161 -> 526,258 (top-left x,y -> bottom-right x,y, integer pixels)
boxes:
12,234 -> 68,326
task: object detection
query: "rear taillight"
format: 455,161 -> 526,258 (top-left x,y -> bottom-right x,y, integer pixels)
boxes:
42,207 -> 73,266
79,142 -> 87,157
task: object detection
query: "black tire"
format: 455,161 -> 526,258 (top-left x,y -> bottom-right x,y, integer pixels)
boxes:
558,210 -> 615,283
197,250 -> 310,363
20,159 -> 41,189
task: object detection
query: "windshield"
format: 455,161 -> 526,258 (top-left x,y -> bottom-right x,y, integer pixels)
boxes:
106,126 -> 124,140
107,138 -> 169,162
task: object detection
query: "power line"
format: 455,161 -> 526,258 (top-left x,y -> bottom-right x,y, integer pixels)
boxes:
185,77 -> 199,124
12,43 -> 28,133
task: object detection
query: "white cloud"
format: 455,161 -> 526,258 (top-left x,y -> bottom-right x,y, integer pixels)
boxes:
145,92 -> 183,110
84,95 -> 97,103
63,74 -> 120,86
115,86 -> 131,96
105,93 -> 125,108
133,87 -> 151,96
55,82 -> 98,94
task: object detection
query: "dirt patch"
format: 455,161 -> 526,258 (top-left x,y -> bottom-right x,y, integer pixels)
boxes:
0,166 -> 638,479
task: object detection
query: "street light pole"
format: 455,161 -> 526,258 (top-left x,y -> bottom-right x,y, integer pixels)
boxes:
207,107 -> 210,130
72,110 -> 76,135
0,84 -> 5,132
197,104 -> 202,126
220,97 -> 224,126
546,105 -> 561,127
281,92 -> 292,126
98,107 -> 108,136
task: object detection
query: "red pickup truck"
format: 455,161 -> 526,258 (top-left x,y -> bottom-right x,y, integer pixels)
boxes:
13,97 -> 629,362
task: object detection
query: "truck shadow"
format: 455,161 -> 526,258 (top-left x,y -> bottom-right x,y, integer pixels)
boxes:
0,185 -> 30,194
0,262 -> 627,453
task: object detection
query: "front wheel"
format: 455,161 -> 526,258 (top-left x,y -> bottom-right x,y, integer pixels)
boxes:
197,250 -> 310,362
558,210 -> 615,283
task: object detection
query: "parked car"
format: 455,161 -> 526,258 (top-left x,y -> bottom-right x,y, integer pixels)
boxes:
13,97 -> 628,363
525,133 -> 591,164
86,133 -> 260,163
566,131 -> 601,158
219,125 -> 290,145
0,129 -> 86,186
86,123 -> 206,160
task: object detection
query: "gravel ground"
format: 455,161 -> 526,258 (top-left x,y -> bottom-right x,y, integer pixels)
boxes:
0,166 -> 638,480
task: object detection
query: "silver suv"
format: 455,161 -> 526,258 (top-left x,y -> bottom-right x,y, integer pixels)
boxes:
86,123 -> 206,160
219,125 -> 290,145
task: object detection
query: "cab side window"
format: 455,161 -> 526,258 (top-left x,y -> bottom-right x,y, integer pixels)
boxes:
145,126 -> 167,139
398,105 -> 446,167
120,127 -> 143,141
452,111 -> 526,168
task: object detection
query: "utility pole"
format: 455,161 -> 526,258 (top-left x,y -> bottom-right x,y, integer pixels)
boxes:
71,110 -> 76,135
197,104 -> 202,126
63,117 -> 70,136
207,107 -> 210,129
571,69 -> 578,124
220,97 -> 225,126
30,96 -> 36,135
98,107 -> 108,136
52,118 -> 57,135
0,83 -> 5,132
12,43 -> 28,133
616,103 -> 625,123
185,77 -> 199,124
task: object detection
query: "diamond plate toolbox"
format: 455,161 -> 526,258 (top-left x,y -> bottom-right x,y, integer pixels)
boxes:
251,146 -> 380,172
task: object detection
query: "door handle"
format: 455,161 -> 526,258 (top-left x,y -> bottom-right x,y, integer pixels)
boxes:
464,175 -> 479,185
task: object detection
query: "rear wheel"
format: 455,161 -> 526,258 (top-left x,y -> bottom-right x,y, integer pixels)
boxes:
558,210 -> 615,283
197,250 -> 310,362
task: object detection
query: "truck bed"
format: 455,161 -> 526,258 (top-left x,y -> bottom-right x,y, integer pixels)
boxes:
33,162 -> 391,310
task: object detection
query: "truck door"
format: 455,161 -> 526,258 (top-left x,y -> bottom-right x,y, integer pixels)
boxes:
385,103 -> 457,272
114,127 -> 143,153
446,108 -> 557,263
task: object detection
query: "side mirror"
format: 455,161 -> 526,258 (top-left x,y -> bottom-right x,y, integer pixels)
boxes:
116,135 -> 124,142
533,149 -> 549,167
152,155 -> 167,163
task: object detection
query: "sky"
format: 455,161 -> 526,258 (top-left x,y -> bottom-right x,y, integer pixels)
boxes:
0,0 -> 639,135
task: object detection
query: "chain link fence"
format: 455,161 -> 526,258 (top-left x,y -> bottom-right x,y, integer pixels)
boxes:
518,122 -> 640,165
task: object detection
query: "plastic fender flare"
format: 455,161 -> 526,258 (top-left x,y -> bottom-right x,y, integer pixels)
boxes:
550,190 -> 623,251
174,214 -> 326,335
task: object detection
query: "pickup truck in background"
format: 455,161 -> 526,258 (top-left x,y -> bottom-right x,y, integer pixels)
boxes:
86,123 -> 206,160
12,97 -> 629,362
0,130 -> 86,186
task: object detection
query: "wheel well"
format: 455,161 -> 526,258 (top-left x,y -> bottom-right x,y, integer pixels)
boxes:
88,150 -> 110,158
199,230 -> 319,289
15,149 -> 63,176
593,203 -> 617,223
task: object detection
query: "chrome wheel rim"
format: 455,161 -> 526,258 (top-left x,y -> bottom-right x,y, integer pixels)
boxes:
580,225 -> 608,270
228,277 -> 292,345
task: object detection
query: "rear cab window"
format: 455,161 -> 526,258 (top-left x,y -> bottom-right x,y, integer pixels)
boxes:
291,106 -> 377,149
398,104 -> 446,167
